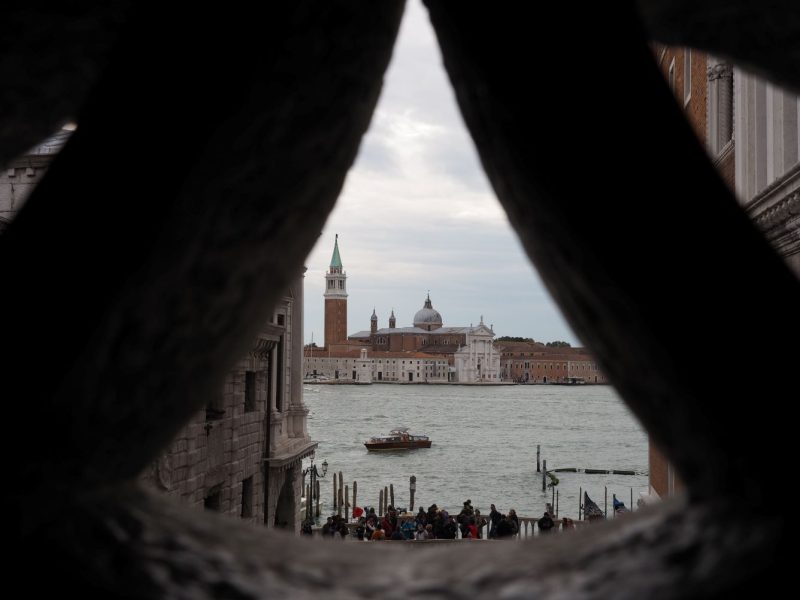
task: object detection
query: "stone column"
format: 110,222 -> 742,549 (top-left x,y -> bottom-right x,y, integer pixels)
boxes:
291,273 -> 304,410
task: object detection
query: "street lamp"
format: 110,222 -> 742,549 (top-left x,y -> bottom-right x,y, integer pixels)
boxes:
302,456 -> 328,521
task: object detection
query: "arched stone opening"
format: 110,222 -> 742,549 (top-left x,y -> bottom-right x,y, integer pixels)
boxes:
1,1 -> 798,598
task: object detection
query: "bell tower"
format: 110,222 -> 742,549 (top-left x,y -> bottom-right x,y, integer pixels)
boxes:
324,234 -> 348,348
370,308 -> 378,335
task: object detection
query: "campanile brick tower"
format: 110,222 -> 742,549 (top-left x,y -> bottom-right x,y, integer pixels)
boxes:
324,234 -> 348,349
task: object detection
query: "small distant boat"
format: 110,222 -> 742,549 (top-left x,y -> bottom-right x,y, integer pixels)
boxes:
364,427 -> 432,451
552,377 -> 587,385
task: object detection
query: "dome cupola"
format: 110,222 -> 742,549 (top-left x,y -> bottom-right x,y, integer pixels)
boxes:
413,293 -> 443,331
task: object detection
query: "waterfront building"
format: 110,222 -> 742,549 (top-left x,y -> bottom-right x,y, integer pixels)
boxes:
496,341 -> 608,384
306,236 -> 501,383
350,293 -> 469,353
644,44 -> 799,506
350,294 -> 504,381
142,272 -> 316,531
654,45 -> 799,276
452,317 -> 501,382
305,347 -> 449,383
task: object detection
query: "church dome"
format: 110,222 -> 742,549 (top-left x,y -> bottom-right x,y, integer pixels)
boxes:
413,294 -> 443,329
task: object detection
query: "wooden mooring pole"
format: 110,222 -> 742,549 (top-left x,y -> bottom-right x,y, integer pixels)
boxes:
337,472 -> 344,517
410,476 -> 416,512
542,459 -> 547,492
537,445 -> 541,473
579,486 -> 582,520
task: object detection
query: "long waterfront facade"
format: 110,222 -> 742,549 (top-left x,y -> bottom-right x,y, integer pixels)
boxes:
306,236 -> 607,384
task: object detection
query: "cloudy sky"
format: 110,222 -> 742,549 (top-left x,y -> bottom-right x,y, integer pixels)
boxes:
303,0 -> 578,346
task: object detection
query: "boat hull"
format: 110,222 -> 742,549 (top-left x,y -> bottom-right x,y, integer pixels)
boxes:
364,441 -> 432,451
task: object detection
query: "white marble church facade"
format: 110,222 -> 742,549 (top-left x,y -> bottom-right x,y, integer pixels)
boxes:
453,318 -> 501,383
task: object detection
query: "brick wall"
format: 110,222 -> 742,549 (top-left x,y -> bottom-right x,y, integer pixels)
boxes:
324,298 -> 347,347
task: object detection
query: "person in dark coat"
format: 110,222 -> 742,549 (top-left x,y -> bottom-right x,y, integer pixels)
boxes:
495,515 -> 515,539
537,511 -> 555,534
489,504 -> 502,539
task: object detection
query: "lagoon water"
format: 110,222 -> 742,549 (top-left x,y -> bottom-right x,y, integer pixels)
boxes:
303,383 -> 649,521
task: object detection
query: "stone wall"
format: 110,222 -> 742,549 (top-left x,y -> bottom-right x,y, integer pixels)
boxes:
142,354 -> 268,524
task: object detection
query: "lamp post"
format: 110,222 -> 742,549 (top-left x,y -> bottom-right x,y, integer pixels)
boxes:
303,456 -> 328,522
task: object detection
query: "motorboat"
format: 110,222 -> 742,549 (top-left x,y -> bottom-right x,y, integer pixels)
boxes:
364,427 -> 432,451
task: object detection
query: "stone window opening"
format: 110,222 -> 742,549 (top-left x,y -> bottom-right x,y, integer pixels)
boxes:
241,476 -> 254,518
244,370 -> 256,412
204,484 -> 222,512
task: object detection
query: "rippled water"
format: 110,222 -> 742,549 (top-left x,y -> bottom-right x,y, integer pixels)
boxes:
303,384 -> 648,521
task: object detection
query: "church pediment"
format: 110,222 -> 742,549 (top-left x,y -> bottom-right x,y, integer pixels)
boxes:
471,325 -> 494,337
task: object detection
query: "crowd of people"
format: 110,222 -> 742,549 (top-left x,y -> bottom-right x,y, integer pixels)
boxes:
302,499 -> 578,540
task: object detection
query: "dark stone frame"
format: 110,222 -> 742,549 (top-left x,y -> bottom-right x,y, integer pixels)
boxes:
1,1 -> 797,597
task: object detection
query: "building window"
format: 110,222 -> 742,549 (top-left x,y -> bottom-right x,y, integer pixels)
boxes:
683,49 -> 692,105
241,476 -> 253,518
277,314 -> 285,327
244,370 -> 256,412
668,58 -> 676,93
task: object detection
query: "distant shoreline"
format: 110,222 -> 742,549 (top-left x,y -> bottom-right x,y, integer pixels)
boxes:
303,380 -> 610,386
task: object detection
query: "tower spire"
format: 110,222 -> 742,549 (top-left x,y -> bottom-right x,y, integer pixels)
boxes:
330,233 -> 343,270
324,235 -> 347,348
